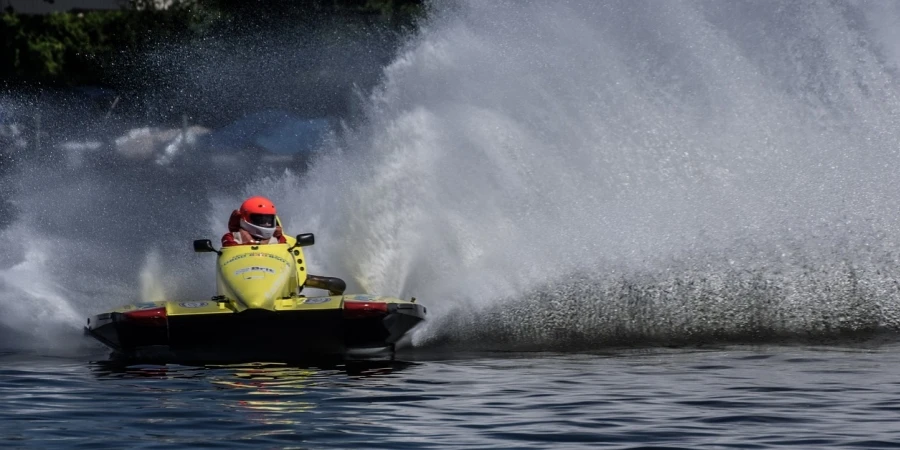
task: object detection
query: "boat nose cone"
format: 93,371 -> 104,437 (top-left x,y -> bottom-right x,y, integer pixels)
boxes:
239,293 -> 272,310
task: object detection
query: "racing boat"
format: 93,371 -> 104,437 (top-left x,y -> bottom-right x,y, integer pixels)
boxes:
84,233 -> 426,362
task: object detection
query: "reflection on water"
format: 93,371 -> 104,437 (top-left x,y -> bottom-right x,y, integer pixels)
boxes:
90,359 -> 416,380
90,361 -> 415,413
89,359 -> 416,419
7,347 -> 900,448
210,363 -> 320,416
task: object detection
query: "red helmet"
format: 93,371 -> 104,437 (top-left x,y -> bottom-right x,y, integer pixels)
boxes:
239,196 -> 277,239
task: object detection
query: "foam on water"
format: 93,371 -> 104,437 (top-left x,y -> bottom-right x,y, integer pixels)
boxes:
0,223 -> 82,350
0,134 -> 213,351
256,0 -> 900,349
4,0 -> 900,352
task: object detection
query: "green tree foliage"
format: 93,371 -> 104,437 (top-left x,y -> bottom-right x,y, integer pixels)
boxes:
0,9 -> 205,87
196,0 -> 421,17
0,0 -> 422,88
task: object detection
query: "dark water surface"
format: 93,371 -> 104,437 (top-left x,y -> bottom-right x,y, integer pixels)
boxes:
3,341 -> 900,449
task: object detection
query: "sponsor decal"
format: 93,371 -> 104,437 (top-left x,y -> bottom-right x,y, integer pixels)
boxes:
234,266 -> 276,276
303,297 -> 331,305
248,253 -> 290,264
179,301 -> 209,308
136,302 -> 161,310
223,253 -> 290,266
346,295 -> 376,301
265,254 -> 290,265
222,253 -> 249,265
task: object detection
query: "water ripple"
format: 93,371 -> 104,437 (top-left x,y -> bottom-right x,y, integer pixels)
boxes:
3,344 -> 900,448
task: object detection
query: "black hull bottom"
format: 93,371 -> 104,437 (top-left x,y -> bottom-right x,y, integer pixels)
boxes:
85,306 -> 426,363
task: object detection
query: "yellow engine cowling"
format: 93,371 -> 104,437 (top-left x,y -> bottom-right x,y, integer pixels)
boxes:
216,238 -> 307,311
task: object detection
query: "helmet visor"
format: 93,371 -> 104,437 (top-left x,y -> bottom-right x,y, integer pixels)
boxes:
248,214 -> 275,228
